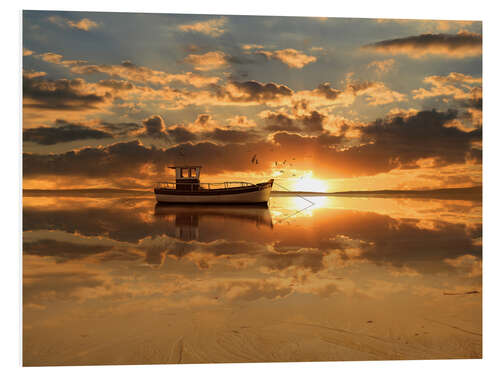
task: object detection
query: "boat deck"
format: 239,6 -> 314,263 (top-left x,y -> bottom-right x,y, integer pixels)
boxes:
154,181 -> 256,193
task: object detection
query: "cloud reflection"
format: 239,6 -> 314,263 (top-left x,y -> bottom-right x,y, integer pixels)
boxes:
23,195 -> 482,364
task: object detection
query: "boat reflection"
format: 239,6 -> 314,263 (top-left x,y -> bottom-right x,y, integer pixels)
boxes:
154,203 -> 274,241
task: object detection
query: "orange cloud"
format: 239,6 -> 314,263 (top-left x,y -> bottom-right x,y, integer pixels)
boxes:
241,43 -> 264,50
178,17 -> 227,37
48,16 -> 99,31
22,69 -> 47,79
67,18 -> 99,31
184,51 -> 228,71
255,48 -> 317,69
367,58 -> 395,73
413,72 -> 482,101
36,51 -> 220,88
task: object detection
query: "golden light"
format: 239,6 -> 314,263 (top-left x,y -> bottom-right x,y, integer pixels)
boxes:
291,172 -> 328,192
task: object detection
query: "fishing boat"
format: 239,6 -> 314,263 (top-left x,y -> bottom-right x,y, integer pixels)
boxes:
154,166 -> 274,205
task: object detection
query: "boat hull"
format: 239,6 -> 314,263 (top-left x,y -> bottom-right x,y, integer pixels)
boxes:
154,180 -> 273,205
155,184 -> 272,204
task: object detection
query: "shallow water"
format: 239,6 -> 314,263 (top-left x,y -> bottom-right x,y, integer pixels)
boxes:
22,195 -> 482,365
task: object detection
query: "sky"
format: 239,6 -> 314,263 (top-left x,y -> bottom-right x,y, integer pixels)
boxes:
22,11 -> 482,191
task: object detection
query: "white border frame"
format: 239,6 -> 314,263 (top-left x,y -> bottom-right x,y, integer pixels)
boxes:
3,1 -> 498,374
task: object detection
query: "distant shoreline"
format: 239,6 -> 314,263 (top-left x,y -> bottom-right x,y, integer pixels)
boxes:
23,185 -> 482,201
273,186 -> 482,200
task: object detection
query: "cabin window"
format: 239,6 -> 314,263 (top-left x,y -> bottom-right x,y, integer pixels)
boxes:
188,168 -> 193,178
180,168 -> 188,178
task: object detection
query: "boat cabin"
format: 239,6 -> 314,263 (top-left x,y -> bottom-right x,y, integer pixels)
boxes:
169,166 -> 201,191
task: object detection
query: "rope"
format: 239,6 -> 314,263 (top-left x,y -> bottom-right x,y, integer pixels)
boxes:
272,180 -> 315,223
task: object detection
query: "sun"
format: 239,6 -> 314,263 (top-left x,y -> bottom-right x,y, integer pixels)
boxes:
291,172 -> 328,192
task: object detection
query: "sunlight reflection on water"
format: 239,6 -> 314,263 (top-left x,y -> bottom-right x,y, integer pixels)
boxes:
22,195 -> 482,365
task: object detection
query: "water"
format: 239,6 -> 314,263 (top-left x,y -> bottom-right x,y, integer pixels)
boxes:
22,195 -> 482,365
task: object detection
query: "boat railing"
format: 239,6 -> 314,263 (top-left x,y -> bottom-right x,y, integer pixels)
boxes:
154,181 -> 256,191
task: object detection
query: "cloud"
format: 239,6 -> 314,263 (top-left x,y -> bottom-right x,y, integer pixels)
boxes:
22,69 -> 46,79
297,80 -> 406,107
66,18 -> 99,31
23,48 -> 34,56
35,52 -> 88,68
261,111 -> 302,132
133,115 -> 197,144
363,31 -> 482,58
256,48 -> 317,68
23,73 -> 110,111
178,17 -> 227,37
96,79 -> 135,91
171,80 -> 296,110
413,72 -> 482,101
367,58 -> 395,73
184,51 -> 228,71
71,60 -> 219,88
203,128 -> 259,144
241,44 -> 264,50
211,80 -> 294,105
37,52 -> 65,64
23,121 -> 113,145
226,115 -> 256,128
23,197 -> 481,280
23,239 -> 112,262
37,52 -> 220,88
23,110 -> 481,182
270,109 -> 480,177
48,16 -> 99,31
141,115 -> 167,138
260,109 -> 326,133
166,126 -> 198,143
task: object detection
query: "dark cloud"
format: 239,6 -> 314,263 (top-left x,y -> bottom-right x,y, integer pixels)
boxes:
23,198 -> 481,275
96,79 -> 134,91
204,128 -> 260,143
167,126 -> 198,143
137,115 -> 197,144
142,115 -> 166,137
272,109 -> 480,177
315,82 -> 342,100
263,110 -> 325,133
210,80 -> 293,104
363,31 -> 482,58
23,122 -> 113,145
98,120 -> 141,136
23,239 -> 113,262
359,109 -> 481,167
23,110 -> 481,180
263,249 -> 327,273
23,140 -> 165,179
23,74 -> 109,111
300,110 -> 325,132
263,112 -> 302,132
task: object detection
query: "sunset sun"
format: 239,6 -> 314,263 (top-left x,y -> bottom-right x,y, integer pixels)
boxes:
292,172 -> 328,192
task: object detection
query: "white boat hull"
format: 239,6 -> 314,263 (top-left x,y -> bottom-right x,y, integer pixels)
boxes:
155,185 -> 272,204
